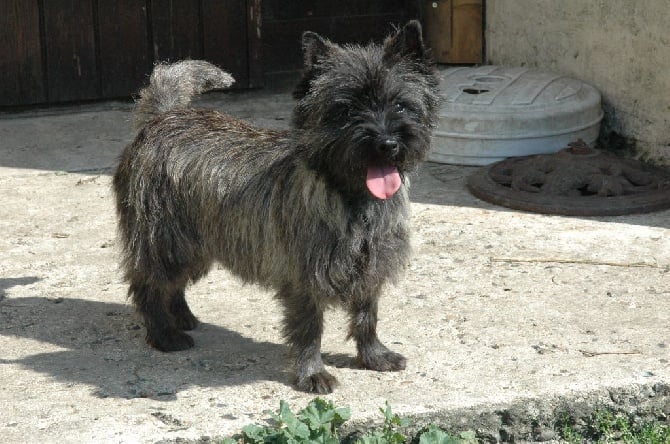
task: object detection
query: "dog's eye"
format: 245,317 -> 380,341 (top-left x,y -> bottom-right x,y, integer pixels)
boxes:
394,102 -> 406,113
325,103 -> 353,123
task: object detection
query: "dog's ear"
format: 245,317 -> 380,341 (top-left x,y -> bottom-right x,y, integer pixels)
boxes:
301,31 -> 332,69
383,20 -> 427,63
294,31 -> 334,99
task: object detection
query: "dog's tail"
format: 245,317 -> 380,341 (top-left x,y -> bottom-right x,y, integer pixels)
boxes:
133,60 -> 235,128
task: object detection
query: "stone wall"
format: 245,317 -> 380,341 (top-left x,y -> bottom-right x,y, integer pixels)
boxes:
486,0 -> 670,163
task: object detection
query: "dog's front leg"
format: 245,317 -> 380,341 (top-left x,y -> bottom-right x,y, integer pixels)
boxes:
279,287 -> 338,393
348,296 -> 407,372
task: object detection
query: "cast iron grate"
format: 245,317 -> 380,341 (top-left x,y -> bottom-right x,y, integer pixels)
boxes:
467,140 -> 670,216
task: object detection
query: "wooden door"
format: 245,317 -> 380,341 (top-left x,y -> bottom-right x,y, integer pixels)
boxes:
150,0 -> 202,61
0,1 -> 45,105
261,0 -> 416,87
0,0 -> 259,106
98,0 -> 151,99
422,0 -> 484,64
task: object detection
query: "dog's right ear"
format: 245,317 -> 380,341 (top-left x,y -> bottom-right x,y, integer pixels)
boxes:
301,31 -> 331,69
294,32 -> 333,99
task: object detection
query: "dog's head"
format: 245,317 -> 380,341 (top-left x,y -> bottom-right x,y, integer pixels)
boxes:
292,21 -> 440,201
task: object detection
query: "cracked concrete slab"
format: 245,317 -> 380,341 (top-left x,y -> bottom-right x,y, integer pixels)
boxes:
1,90 -> 668,443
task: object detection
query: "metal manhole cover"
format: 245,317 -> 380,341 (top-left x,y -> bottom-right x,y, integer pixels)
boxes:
467,140 -> 670,216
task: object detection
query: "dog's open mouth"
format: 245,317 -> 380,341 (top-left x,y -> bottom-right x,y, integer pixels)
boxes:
366,165 -> 402,200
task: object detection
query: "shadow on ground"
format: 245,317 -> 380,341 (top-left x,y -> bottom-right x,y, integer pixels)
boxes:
0,277 -> 41,300
0,294 -> 302,400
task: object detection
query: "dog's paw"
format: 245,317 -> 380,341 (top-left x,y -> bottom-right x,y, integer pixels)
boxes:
296,370 -> 339,394
170,298 -> 199,331
147,329 -> 195,351
358,348 -> 407,372
173,311 -> 199,331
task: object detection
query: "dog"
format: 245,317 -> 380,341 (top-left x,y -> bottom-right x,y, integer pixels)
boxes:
113,20 -> 440,393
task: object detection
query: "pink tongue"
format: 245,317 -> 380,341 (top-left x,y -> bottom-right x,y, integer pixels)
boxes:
366,165 -> 402,200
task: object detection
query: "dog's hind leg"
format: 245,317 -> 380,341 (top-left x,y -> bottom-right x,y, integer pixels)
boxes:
130,280 -> 195,351
348,295 -> 407,372
169,288 -> 199,331
278,286 -> 338,394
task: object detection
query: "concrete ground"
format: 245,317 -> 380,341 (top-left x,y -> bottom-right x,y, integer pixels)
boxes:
0,90 -> 668,443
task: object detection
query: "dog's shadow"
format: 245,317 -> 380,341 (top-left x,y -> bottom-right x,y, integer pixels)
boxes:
0,292 -> 308,400
0,276 -> 41,300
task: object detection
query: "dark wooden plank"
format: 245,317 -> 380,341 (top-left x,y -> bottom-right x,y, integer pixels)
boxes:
262,0 -> 416,86
450,0 -> 483,63
263,15 -> 407,74
43,0 -> 99,102
422,0 -> 453,63
97,0 -> 151,98
150,0 -> 201,62
0,0 -> 46,106
422,0 -> 483,64
201,0 -> 247,88
247,0 -> 263,88
263,0 -> 409,21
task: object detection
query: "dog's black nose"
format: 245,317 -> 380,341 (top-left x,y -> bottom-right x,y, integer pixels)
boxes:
377,138 -> 400,157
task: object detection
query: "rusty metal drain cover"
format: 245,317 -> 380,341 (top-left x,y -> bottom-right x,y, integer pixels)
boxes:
467,140 -> 670,216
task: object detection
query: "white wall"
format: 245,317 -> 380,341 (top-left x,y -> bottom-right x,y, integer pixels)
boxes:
486,0 -> 670,162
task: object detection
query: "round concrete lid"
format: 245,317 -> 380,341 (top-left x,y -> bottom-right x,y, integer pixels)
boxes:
436,65 -> 603,139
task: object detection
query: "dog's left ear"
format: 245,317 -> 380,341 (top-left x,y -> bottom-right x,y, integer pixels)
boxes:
383,20 -> 427,63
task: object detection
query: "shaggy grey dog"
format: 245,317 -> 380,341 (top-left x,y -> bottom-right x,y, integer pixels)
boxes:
113,20 -> 439,393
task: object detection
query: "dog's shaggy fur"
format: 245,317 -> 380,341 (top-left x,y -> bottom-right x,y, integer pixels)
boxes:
113,21 -> 440,393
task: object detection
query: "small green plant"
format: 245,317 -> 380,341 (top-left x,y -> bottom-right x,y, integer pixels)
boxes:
226,400 -> 669,444
585,409 -> 670,443
555,408 -> 670,444
555,412 -> 585,444
236,398 -> 350,444
226,399 -> 477,444
418,425 -> 478,444
588,409 -> 630,442
355,402 -> 476,444
634,420 -> 670,444
355,402 -> 410,444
